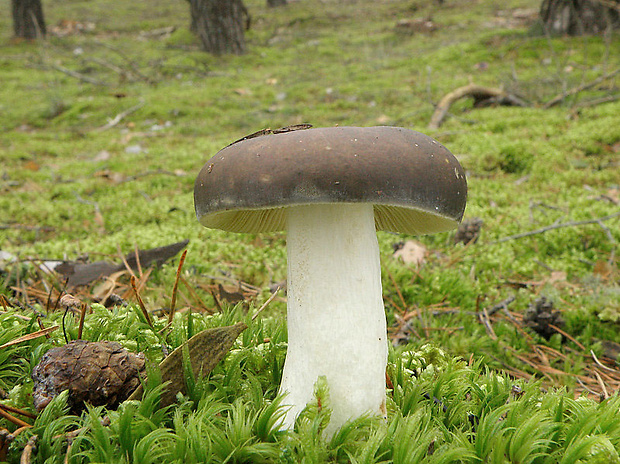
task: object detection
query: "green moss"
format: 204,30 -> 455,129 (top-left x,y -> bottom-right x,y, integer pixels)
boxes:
1,0 -> 620,458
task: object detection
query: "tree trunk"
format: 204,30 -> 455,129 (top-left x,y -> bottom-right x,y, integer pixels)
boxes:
267,0 -> 287,7
540,0 -> 620,35
12,0 -> 46,39
189,0 -> 249,55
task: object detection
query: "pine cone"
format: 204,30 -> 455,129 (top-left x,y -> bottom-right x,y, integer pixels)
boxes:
32,340 -> 145,414
523,297 -> 564,340
454,217 -> 483,245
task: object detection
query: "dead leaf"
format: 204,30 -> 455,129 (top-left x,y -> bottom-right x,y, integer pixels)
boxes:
56,261 -> 120,287
393,240 -> 427,267
55,240 -> 189,287
593,260 -> 613,280
23,160 -> 40,171
125,240 -> 189,270
218,284 -> 246,305
91,270 -> 129,301
548,271 -> 567,284
128,322 -> 247,406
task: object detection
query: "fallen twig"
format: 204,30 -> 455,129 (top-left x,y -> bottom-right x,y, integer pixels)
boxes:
0,407 -> 31,428
251,287 -> 281,321
84,56 -> 128,76
0,225 -> 55,237
484,296 -> 517,317
429,83 -> 528,129
591,350 -> 618,373
574,94 -> 619,108
0,404 -> 36,420
120,169 -> 185,183
49,63 -> 108,86
93,100 -> 145,132
20,435 -> 37,464
550,324 -> 586,350
479,307 -> 497,340
92,40 -> 153,83
543,67 -> 620,109
492,211 -> 620,244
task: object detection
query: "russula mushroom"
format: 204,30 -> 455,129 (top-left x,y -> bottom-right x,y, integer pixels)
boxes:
194,126 -> 467,435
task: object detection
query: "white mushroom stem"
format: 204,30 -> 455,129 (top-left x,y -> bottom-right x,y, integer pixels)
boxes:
280,203 -> 388,436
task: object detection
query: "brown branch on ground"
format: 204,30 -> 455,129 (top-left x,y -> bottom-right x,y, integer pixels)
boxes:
92,40 -> 153,83
574,94 -> 620,108
0,407 -> 31,429
543,67 -> 620,109
0,404 -> 36,421
429,83 -> 528,129
479,307 -> 498,340
429,68 -> 619,128
20,435 -> 38,464
492,211 -> 620,244
49,63 -> 109,86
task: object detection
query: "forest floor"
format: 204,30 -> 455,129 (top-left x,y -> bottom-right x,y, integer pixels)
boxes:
1,0 -> 619,462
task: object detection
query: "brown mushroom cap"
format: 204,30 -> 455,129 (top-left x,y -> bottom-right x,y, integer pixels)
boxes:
194,126 -> 467,235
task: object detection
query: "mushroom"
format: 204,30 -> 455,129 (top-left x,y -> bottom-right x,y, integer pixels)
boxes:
194,126 -> 467,435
